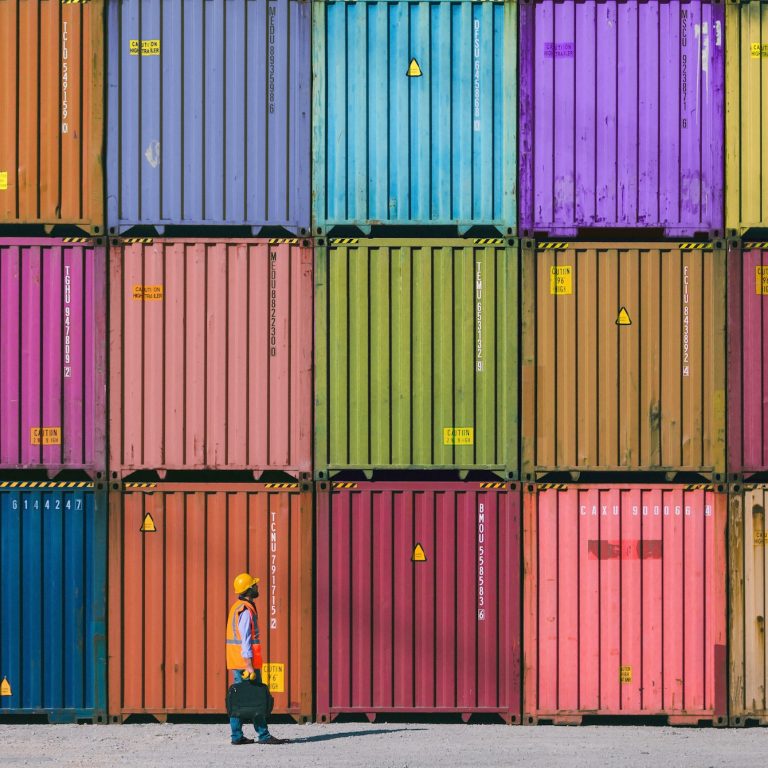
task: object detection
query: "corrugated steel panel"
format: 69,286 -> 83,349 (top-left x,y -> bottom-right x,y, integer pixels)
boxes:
316,481 -> 521,723
519,0 -> 724,237
0,239 -> 106,478
312,0 -> 516,233
109,239 -> 313,478
107,482 -> 313,723
521,241 -> 726,477
106,0 -> 310,233
726,0 -> 768,234
0,0 -> 104,232
729,484 -> 768,726
523,484 -> 727,725
315,238 -> 518,477
0,482 -> 107,722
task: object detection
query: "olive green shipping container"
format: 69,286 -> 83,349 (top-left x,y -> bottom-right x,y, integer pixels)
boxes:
314,238 -> 519,478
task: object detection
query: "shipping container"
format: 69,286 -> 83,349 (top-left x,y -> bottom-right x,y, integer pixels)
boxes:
315,238 -> 518,478
316,480 -> 521,723
109,238 -> 313,479
521,241 -> 726,479
107,482 -> 312,723
519,0 -> 724,237
727,241 -> 768,477
0,481 -> 107,723
726,0 -> 768,234
0,0 -> 104,233
312,0 -> 516,234
729,483 -> 768,726
106,0 -> 310,234
0,239 -> 106,478
523,484 -> 727,725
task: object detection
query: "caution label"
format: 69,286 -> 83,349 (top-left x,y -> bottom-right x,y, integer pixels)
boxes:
754,530 -> 767,545
620,666 -> 632,683
443,427 -> 473,446
407,58 -> 422,77
756,266 -> 768,295
132,284 -> 164,300
751,43 -> 768,59
616,307 -> 631,326
412,543 -> 427,562
0,171 -> 7,190
549,266 -> 572,295
30,427 -> 61,446
130,39 -> 161,56
140,513 -> 157,533
261,663 -> 285,694
0,677 -> 11,696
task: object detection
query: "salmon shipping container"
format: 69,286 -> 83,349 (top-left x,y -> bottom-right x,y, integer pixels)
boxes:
106,0 -> 310,234
316,481 -> 521,723
727,241 -> 768,477
0,239 -> 106,478
522,241 -> 726,479
108,482 -> 312,722
0,0 -> 104,233
523,484 -> 727,725
109,239 -> 313,479
726,0 -> 768,234
312,0 -> 516,234
0,481 -> 107,723
519,0 -> 724,237
729,484 -> 768,726
315,238 -> 518,478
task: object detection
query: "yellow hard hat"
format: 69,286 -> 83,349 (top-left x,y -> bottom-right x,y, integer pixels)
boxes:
233,572 -> 259,595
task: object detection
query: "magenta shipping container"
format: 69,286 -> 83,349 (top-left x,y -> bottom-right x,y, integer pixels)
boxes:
316,481 -> 521,723
728,240 -> 768,477
109,238 -> 312,478
519,0 -> 724,237
0,239 -> 106,477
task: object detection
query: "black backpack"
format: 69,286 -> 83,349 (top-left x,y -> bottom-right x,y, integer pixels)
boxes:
226,672 -> 274,720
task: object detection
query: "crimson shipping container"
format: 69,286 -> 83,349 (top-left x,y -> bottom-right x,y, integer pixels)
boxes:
728,241 -> 768,477
316,481 -> 521,723
519,0 -> 724,237
523,484 -> 727,725
108,482 -> 313,723
109,239 -> 312,479
0,238 -> 106,477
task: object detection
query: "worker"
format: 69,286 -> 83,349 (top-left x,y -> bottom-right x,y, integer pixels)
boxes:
226,572 -> 290,745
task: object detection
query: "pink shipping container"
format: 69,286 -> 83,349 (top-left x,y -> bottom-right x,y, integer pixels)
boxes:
728,241 -> 768,477
316,481 -> 521,723
523,484 -> 727,726
109,238 -> 313,479
0,238 -> 106,477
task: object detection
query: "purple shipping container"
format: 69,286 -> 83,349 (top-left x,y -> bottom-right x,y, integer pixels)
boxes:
106,0 -> 310,234
519,0 -> 724,237
0,239 -> 106,478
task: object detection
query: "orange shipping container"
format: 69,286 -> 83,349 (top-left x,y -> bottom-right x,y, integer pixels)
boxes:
0,0 -> 103,232
107,482 -> 312,723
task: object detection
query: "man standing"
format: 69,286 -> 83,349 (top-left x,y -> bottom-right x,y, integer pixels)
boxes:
226,572 -> 290,745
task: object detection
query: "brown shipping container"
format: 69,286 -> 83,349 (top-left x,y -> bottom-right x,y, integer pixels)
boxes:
522,241 -> 726,478
109,239 -> 313,478
0,1 -> 104,232
107,482 -> 312,723
729,484 -> 768,726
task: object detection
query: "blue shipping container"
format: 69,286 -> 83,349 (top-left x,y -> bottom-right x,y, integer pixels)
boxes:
312,0 -> 517,234
0,482 -> 106,722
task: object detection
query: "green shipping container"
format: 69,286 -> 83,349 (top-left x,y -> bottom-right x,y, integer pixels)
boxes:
315,238 -> 519,478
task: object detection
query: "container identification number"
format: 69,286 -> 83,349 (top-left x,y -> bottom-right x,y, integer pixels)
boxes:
475,261 -> 483,371
473,20 -> 481,131
270,508 -> 278,630
270,253 -> 278,356
682,264 -> 690,376
477,502 -> 485,621
62,22 -> 70,133
64,265 -> 72,378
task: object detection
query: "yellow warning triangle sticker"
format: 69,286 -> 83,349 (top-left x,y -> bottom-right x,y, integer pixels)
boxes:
1,677 -> 11,696
616,307 -> 632,326
140,513 -> 157,533
412,543 -> 427,562
407,58 -> 422,77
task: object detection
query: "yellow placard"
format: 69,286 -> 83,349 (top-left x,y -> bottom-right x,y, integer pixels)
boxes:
755,266 -> 768,295
620,665 -> 632,684
751,43 -> 768,59
407,58 -> 422,77
443,427 -> 473,446
132,284 -> 164,300
0,677 -> 11,696
616,307 -> 632,326
262,663 -> 285,694
140,513 -> 157,533
30,427 -> 61,446
0,171 -> 7,190
549,265 -> 572,295
412,543 -> 427,562
130,39 -> 161,56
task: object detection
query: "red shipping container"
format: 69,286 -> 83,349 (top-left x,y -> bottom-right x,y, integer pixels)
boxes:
728,241 -> 768,476
316,481 -> 521,724
109,239 -> 313,478
523,484 -> 727,725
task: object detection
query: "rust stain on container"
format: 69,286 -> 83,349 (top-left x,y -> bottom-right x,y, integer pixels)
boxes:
0,0 -> 104,232
522,241 -> 726,478
107,483 -> 313,723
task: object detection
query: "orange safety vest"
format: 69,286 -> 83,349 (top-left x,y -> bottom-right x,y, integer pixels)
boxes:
225,599 -> 263,671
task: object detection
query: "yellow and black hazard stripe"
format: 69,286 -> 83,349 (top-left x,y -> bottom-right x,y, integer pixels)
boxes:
537,242 -> 569,250
473,238 -> 504,245
537,483 -> 568,490
331,238 -> 359,245
124,237 -> 154,244
264,482 -> 299,489
62,237 -> 89,243
679,242 -> 713,250
61,1 -> 92,5
684,483 -> 715,491
745,242 -> 768,250
332,481 -> 358,489
0,480 -> 93,489
269,238 -> 299,245
479,482 -> 505,489
124,482 -> 158,489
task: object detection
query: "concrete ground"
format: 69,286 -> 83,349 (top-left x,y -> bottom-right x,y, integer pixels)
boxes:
1,722 -> 765,767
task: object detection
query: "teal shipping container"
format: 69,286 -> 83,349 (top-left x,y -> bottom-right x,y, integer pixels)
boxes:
0,481 -> 106,722
312,0 -> 517,234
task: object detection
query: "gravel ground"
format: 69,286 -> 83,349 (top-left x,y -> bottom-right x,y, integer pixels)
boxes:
1,722 -> 765,768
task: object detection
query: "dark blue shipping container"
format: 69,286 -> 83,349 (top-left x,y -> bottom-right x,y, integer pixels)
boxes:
0,482 -> 106,722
